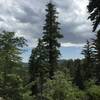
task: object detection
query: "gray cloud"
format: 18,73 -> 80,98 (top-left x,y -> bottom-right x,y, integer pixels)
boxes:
0,17 -> 4,21
0,0 -> 94,47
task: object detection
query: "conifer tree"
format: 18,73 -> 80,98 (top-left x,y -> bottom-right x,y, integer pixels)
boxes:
93,30 -> 100,83
87,0 -> 100,32
87,0 -> 100,83
0,31 -> 27,100
43,2 -> 63,78
29,39 -> 48,99
81,40 -> 94,81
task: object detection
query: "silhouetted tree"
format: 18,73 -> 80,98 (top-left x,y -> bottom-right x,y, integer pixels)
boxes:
81,40 -> 94,81
87,0 -> 100,32
43,2 -> 63,78
92,30 -> 100,83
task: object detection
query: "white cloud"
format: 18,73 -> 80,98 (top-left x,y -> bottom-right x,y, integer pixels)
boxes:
0,0 -> 94,48
61,42 -> 85,47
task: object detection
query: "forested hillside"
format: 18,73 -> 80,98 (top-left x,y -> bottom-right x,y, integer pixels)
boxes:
0,0 -> 100,100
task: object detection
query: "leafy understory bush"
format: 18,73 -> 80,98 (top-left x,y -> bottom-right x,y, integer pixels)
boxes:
86,80 -> 100,100
43,71 -> 86,100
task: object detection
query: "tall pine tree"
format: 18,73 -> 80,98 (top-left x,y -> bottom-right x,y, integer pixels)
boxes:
43,2 -> 63,78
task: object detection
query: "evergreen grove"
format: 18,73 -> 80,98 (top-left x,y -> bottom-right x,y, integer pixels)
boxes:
0,1 -> 100,100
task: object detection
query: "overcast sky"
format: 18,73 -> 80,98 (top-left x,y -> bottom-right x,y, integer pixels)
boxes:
0,0 -> 95,62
